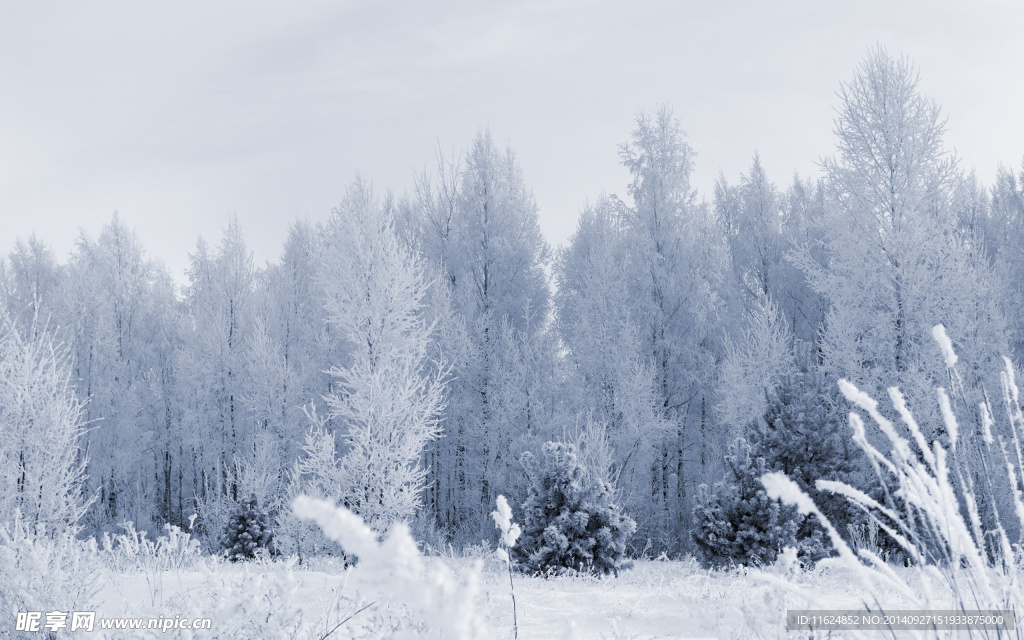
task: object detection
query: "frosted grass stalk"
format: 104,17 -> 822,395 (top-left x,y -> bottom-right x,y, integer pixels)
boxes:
293,495 -> 486,640
761,324 -> 1024,637
492,495 -> 521,639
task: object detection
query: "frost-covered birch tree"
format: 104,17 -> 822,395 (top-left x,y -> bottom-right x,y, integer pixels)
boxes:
613,107 -> 727,550
307,179 -> 447,532
779,174 -> 829,344
452,133 -> 552,523
0,315 -> 90,535
183,218 -> 257,534
262,220 -> 337,416
0,237 -> 60,334
715,154 -> 786,316
554,196 -> 670,546
56,215 -> 173,531
235,316 -> 298,510
407,133 -> 554,539
790,47 -> 1007,436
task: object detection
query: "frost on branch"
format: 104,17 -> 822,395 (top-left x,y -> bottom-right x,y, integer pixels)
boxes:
0,316 -> 90,535
292,495 -> 486,640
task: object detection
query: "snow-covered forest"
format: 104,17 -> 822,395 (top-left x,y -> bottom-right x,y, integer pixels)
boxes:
4,45 -> 1024,637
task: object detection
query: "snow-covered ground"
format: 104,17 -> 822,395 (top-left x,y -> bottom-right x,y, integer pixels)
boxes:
90,555 -> 902,639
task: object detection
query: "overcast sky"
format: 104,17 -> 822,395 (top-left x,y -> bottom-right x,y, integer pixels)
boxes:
2,0 -> 1023,283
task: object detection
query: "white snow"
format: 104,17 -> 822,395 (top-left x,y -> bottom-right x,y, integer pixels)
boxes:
89,555 -> 910,639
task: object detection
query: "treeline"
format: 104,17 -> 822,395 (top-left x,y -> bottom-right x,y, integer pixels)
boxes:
2,47 -> 1023,556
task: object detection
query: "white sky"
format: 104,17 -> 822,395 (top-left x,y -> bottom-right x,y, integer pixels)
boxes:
2,0 -> 1023,283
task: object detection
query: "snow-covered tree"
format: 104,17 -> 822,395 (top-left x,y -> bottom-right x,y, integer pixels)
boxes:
515,441 -> 635,575
613,107 -> 728,550
452,132 -> 552,524
261,220 -> 337,425
985,160 -> 1024,361
554,109 -> 732,553
715,154 -> 786,315
55,215 -> 174,531
692,437 -> 798,568
746,345 -> 857,562
790,47 -> 1007,436
0,236 -> 60,333
778,174 -> 830,344
182,218 -> 258,537
0,315 -> 90,535
310,179 -> 447,532
554,197 -> 671,546
222,498 -> 273,561
717,298 -> 797,440
407,134 -> 555,539
146,267 -> 187,528
235,317 -> 298,508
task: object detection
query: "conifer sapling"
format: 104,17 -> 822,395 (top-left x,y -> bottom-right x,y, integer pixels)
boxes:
516,442 -> 635,575
222,499 -> 273,562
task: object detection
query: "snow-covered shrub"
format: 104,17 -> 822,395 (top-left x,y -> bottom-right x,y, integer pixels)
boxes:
293,494 -> 487,639
692,437 -> 799,568
0,515 -> 101,631
515,441 -> 635,576
101,520 -> 202,573
160,520 -> 203,570
760,325 -> 1024,634
222,498 -> 273,561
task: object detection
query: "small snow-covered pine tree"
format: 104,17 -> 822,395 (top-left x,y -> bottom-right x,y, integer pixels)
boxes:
691,437 -> 798,568
515,441 -> 635,576
222,498 -> 273,561
747,349 -> 857,562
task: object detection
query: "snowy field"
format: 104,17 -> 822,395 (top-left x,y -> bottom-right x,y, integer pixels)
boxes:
85,555 -> 919,639
4,12 -> 1024,640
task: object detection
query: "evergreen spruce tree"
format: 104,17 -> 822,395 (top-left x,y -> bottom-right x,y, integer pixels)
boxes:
748,350 -> 856,562
704,345 -> 896,567
222,499 -> 273,562
691,437 -> 798,567
515,442 -> 635,576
